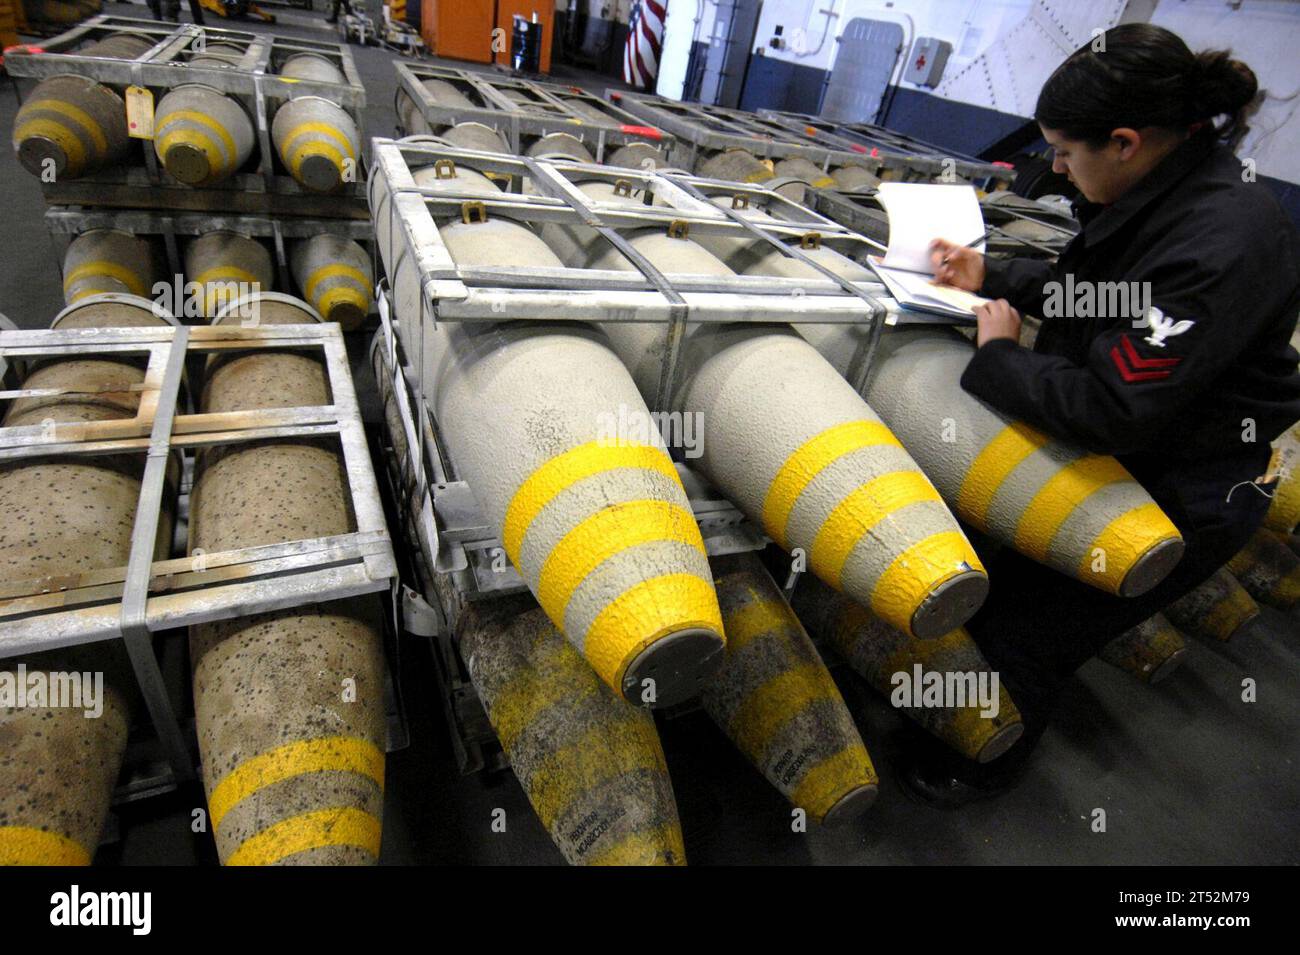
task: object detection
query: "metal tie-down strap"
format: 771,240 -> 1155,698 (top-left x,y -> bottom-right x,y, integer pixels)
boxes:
118,324 -> 193,782
666,173 -> 888,394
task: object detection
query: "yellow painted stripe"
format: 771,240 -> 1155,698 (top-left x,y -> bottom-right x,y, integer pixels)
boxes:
157,127 -> 226,179
956,421 -> 1051,528
304,263 -> 369,302
488,649 -> 600,753
809,470 -> 942,588
1200,582 -> 1257,641
282,121 -> 356,161
763,420 -> 903,549
789,744 -> 877,822
288,138 -> 346,179
1265,473 -> 1300,534
584,572 -> 723,692
195,265 -> 261,313
1015,455 -> 1131,561
810,175 -> 836,187
721,597 -> 798,654
0,826 -> 91,866
729,663 -> 838,762
526,719 -> 666,827
207,736 -> 385,830
156,109 -> 237,163
14,117 -> 87,172
317,285 -> 368,319
744,168 -> 773,182
1079,502 -> 1180,593
585,822 -> 685,866
226,807 -> 381,866
537,499 -> 704,622
22,98 -> 108,153
63,260 -> 146,298
870,531 -> 983,633
503,442 -> 680,567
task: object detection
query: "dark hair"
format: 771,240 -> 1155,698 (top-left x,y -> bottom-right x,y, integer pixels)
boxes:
1035,23 -> 1259,149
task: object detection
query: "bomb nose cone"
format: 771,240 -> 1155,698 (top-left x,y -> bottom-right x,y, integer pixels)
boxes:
16,134 -> 67,179
1120,536 -> 1185,597
821,783 -> 880,826
909,567 -> 990,639
299,153 -> 342,193
621,627 -> 725,706
163,141 -> 211,184
977,723 -> 1026,763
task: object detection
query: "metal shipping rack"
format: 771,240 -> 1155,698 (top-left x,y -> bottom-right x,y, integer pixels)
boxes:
367,141 -> 907,770
606,89 -> 1013,188
394,61 -> 677,163
0,318 -> 399,801
5,15 -> 369,218
756,108 -> 1017,186
43,207 -> 376,306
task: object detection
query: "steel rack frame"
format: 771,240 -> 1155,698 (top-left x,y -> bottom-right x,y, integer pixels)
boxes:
755,108 -> 1017,187
369,138 -> 894,411
5,15 -> 368,217
606,89 -> 958,184
0,318 -> 398,794
393,62 -> 677,163
43,206 -> 377,310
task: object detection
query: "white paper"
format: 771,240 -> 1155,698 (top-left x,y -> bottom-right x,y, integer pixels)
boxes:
870,256 -> 990,321
877,182 -> 986,273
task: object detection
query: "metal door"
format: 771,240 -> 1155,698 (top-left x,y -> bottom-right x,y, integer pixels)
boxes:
820,18 -> 904,124
697,0 -> 762,108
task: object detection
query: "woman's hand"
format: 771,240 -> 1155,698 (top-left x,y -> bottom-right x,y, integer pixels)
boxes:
973,298 -> 1021,347
929,238 -> 986,291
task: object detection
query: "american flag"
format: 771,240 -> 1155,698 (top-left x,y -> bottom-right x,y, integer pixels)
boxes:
623,0 -> 667,89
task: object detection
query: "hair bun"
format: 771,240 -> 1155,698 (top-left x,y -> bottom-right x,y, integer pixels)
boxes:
1193,48 -> 1259,120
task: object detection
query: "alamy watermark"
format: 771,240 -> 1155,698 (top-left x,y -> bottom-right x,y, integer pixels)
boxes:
595,402 -> 703,459
152,274 -> 262,323
1042,274 -> 1153,323
890,664 -> 1001,719
0,664 -> 104,718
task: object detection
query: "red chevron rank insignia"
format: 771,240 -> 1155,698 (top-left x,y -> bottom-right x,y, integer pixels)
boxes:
1110,334 -> 1182,382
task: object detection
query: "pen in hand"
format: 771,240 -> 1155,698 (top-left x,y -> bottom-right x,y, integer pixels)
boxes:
940,232 -> 992,266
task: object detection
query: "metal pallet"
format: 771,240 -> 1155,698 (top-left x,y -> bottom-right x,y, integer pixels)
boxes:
365,144 -> 919,771
0,318 -> 398,793
605,89 -> 1011,188
43,206 -> 377,309
369,139 -> 894,412
755,108 -> 1017,186
394,62 -> 676,162
5,15 -> 368,216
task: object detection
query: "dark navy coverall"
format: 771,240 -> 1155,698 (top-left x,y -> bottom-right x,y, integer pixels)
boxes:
937,128 -> 1300,779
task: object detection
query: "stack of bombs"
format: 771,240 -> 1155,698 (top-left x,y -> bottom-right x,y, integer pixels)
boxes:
1083,420 -> 1300,686
390,73 -> 951,198
59,227 -> 373,329
0,294 -> 173,866
12,32 -> 361,194
370,154 -> 1202,863
394,74 -> 669,171
0,291 -> 387,866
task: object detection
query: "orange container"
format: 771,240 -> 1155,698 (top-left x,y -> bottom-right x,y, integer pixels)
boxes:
422,0 -> 495,64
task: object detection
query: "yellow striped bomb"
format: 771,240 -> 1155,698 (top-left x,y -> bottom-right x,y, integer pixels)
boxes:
189,294 -> 386,865
801,324 -> 1184,597
702,553 -> 878,825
